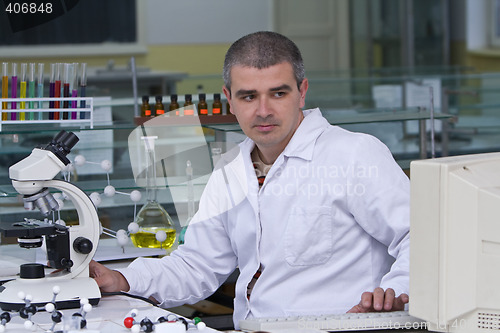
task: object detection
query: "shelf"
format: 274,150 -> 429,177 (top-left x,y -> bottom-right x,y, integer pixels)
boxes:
204,108 -> 455,133
324,109 -> 455,125
0,114 -> 240,135
134,114 -> 237,126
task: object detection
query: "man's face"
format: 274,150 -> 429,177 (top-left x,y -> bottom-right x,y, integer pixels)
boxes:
223,62 -> 308,158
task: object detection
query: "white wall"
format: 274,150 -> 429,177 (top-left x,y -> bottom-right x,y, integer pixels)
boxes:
145,0 -> 274,45
466,0 -> 489,49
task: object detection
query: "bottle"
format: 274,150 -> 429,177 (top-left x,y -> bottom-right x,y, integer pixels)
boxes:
184,94 -> 194,116
212,93 -> 222,115
154,95 -> 165,116
197,93 -> 208,115
226,101 -> 230,114
169,94 -> 180,116
141,95 -> 152,117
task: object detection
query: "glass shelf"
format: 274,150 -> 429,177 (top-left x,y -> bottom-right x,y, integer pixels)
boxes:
204,108 -> 455,133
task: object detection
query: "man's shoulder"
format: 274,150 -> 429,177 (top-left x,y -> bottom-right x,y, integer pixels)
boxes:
304,108 -> 381,144
320,123 -> 381,144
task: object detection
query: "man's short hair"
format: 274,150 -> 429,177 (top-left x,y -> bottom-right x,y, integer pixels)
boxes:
223,31 -> 305,93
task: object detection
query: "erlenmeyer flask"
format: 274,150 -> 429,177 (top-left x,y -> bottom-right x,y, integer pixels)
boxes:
131,200 -> 176,249
130,136 -> 176,249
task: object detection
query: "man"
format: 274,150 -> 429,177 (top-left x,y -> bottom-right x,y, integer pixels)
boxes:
90,31 -> 409,328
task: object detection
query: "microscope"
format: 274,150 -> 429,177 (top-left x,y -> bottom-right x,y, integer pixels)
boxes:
0,131 -> 101,311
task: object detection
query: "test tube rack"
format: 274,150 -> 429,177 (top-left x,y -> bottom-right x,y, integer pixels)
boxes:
0,97 -> 93,131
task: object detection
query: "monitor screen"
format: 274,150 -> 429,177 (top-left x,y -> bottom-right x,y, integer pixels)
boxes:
409,152 -> 500,333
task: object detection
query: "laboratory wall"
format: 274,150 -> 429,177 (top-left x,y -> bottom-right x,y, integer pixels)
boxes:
0,1 -> 354,95
465,0 -> 500,71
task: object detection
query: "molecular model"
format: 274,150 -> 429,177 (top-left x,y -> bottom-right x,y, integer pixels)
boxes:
124,309 -> 206,333
0,286 -> 92,332
71,155 -> 169,249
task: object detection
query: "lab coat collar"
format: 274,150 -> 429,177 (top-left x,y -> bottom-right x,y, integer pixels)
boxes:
282,108 -> 330,161
238,108 -> 330,163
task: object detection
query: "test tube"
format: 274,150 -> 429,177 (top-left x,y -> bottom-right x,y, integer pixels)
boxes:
2,62 -> 8,121
11,63 -> 17,120
19,63 -> 27,120
70,63 -> 78,119
37,63 -> 44,120
28,63 -> 35,120
49,63 -> 55,118
54,63 -> 61,119
63,63 -> 70,119
79,63 -> 87,118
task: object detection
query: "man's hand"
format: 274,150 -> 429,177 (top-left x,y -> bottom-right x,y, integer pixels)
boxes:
347,287 -> 408,313
89,260 -> 130,293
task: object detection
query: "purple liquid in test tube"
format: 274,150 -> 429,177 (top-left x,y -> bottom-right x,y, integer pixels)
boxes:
10,63 -> 17,120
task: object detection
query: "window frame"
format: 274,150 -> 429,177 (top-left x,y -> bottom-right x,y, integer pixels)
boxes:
0,0 -> 147,58
490,0 -> 500,47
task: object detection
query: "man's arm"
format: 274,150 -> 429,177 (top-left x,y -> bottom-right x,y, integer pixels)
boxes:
347,287 -> 408,313
89,260 -> 130,293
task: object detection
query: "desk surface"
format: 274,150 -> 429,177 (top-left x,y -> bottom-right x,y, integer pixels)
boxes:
2,294 -> 221,332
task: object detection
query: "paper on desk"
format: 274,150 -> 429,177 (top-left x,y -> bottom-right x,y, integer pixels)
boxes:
0,255 -> 29,277
0,243 -> 38,278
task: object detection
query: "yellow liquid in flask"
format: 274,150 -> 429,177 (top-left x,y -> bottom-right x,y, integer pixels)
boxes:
131,200 -> 176,249
131,227 -> 176,249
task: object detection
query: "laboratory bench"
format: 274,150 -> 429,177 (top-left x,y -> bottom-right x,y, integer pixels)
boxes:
0,293 -> 222,332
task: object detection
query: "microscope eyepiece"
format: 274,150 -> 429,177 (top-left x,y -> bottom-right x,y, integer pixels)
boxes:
44,130 -> 79,165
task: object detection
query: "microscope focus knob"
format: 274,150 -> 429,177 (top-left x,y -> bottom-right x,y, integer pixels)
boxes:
73,237 -> 93,255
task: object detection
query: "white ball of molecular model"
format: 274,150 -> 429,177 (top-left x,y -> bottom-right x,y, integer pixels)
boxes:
130,190 -> 142,202
156,230 -> 167,243
90,192 -> 101,207
74,155 -> 86,166
104,185 -> 116,197
100,159 -> 112,172
128,222 -> 140,235
116,229 -> 129,246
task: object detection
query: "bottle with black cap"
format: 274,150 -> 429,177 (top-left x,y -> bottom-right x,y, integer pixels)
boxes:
154,95 -> 165,116
198,93 -> 208,116
169,94 -> 180,115
184,94 -> 194,116
141,95 -> 151,117
212,93 -> 222,115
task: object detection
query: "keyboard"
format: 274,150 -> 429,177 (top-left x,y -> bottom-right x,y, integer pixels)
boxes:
239,310 -> 426,332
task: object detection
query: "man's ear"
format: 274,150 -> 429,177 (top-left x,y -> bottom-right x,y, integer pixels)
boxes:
222,85 -> 233,114
299,78 -> 308,109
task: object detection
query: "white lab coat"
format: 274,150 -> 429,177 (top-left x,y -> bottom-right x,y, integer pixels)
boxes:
119,108 -> 410,329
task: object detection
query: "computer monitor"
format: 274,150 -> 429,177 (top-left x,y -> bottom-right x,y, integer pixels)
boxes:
409,152 -> 500,333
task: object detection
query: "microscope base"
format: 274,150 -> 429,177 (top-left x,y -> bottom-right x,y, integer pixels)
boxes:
0,276 -> 101,311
